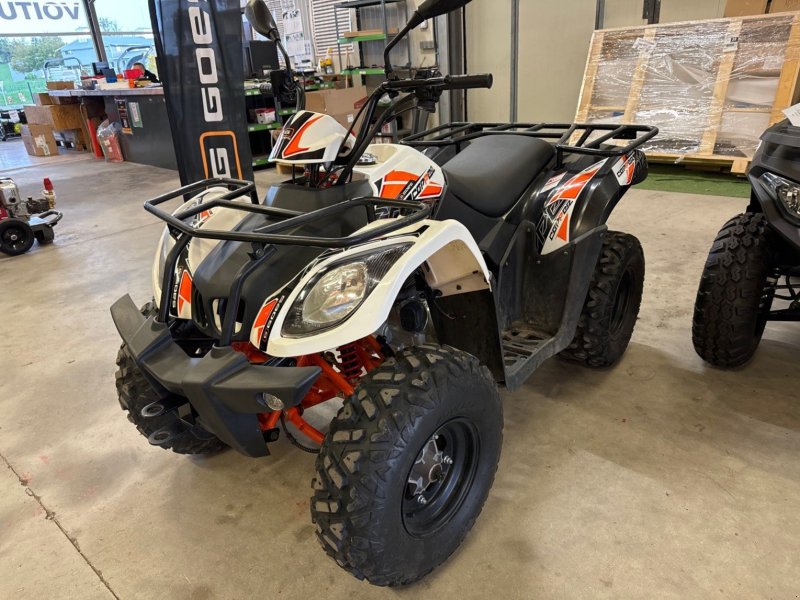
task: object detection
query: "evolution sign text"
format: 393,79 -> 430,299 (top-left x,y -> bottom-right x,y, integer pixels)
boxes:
0,1 -> 86,35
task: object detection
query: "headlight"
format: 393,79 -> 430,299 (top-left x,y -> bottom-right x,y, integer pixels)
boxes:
282,244 -> 411,337
760,172 -> 800,218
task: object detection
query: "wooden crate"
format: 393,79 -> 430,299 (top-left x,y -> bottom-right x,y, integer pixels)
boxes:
575,12 -> 800,174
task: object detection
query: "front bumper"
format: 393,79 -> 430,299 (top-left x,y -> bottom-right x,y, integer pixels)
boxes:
110,294 -> 321,457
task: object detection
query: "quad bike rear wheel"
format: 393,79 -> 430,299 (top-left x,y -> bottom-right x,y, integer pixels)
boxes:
0,218 -> 34,256
692,212 -> 777,368
114,303 -> 226,455
311,344 -> 503,586
560,231 -> 645,368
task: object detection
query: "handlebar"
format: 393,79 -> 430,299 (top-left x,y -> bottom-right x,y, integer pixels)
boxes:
442,74 -> 494,90
383,73 -> 493,92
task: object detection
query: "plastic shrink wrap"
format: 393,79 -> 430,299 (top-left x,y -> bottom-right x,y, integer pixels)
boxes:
576,13 -> 800,164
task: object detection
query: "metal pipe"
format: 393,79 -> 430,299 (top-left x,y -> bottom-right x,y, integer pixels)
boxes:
510,0 -> 519,122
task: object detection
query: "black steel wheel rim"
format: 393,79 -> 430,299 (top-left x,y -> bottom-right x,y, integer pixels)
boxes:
610,268 -> 633,334
1,225 -> 30,252
402,418 -> 480,538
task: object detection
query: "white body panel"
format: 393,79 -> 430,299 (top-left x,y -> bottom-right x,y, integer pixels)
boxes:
354,143 -> 445,202
151,187 -> 249,312
269,111 -> 355,165
265,218 -> 490,357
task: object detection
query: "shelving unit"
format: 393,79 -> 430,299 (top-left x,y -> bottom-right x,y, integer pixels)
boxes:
244,82 -> 297,170
333,0 -> 411,82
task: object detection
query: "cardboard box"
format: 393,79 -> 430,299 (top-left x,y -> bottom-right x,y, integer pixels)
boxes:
724,0 -> 768,15
20,124 -> 58,157
34,92 -> 53,106
769,0 -> 800,12
305,85 -> 366,129
46,81 -> 74,91
23,104 -> 84,131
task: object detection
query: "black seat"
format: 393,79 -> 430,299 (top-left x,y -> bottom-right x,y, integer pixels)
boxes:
441,135 -> 555,218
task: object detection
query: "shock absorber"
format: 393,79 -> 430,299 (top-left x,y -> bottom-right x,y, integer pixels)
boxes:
337,343 -> 363,382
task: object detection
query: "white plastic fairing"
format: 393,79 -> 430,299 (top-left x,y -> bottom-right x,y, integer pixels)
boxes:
269,111 -> 355,165
354,143 -> 445,202
151,186 -> 250,311
265,218 -> 490,357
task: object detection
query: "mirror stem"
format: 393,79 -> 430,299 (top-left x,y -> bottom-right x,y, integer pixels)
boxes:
383,12 -> 423,79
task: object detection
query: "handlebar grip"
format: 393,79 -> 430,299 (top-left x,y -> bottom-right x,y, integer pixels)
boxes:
442,74 -> 493,90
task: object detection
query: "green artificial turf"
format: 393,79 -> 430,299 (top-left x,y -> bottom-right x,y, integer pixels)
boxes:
636,164 -> 751,198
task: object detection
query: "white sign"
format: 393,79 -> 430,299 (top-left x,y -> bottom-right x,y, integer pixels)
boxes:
783,102 -> 800,127
0,1 -> 88,35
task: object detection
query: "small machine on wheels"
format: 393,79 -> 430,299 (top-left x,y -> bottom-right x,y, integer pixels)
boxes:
0,177 -> 62,256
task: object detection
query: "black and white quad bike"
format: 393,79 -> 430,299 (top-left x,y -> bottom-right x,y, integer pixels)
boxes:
694,119 -> 800,367
111,0 -> 657,585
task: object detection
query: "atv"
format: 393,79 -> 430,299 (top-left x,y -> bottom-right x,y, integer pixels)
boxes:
694,119 -> 800,367
111,0 -> 657,585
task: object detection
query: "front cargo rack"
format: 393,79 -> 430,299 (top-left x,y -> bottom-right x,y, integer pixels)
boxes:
145,177 -> 430,325
402,122 -> 659,168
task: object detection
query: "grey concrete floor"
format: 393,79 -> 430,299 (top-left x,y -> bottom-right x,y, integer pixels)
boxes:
1,145 -> 798,599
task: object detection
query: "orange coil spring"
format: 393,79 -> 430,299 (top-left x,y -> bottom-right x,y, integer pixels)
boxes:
338,343 -> 363,382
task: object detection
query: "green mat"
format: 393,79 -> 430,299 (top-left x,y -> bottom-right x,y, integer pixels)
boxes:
637,165 -> 751,198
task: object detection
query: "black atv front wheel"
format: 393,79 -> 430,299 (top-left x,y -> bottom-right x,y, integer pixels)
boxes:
560,231 -> 645,368
0,218 -> 34,255
114,303 -> 226,455
692,212 -> 777,368
311,345 -> 503,586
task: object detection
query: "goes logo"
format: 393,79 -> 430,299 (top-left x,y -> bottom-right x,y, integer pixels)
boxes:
189,0 -> 242,179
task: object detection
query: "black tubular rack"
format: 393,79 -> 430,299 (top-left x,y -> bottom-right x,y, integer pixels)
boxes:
145,178 -> 431,324
402,122 -> 659,168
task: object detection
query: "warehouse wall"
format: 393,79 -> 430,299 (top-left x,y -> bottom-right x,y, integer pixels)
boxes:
603,0 -> 727,28
517,0 -> 597,122
464,0 -> 512,122
463,0 -> 733,124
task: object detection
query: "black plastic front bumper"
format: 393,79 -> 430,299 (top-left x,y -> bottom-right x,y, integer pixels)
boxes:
110,294 -> 321,457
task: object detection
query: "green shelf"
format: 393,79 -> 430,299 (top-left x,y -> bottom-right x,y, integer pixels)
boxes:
338,33 -> 388,43
341,68 -> 385,76
277,108 -> 296,116
252,155 -> 271,167
247,122 -> 281,132
244,88 -> 261,96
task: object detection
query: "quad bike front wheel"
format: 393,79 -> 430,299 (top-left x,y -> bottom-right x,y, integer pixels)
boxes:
560,230 -> 645,368
0,218 -> 34,256
692,212 -> 777,368
114,303 -> 226,455
311,344 -> 503,586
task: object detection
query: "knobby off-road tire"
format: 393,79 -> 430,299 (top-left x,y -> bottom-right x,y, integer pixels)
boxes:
560,231 -> 645,368
311,345 -> 503,586
692,212 -> 777,368
114,303 -> 226,455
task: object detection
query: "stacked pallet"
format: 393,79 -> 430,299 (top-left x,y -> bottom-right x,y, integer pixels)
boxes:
576,12 -> 800,174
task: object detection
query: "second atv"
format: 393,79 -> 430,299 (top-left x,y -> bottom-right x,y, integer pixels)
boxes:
693,119 -> 800,367
111,0 -> 657,586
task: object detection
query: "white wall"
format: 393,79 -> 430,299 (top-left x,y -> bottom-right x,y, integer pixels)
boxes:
517,0 -> 596,122
465,0 -> 512,122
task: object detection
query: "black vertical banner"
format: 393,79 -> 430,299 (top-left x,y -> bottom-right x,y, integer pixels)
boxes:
149,0 -> 253,185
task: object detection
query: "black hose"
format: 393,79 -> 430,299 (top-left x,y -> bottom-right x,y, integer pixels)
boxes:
279,412 -> 320,454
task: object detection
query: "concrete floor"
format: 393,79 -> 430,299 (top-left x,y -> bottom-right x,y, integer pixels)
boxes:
1,141 -> 798,599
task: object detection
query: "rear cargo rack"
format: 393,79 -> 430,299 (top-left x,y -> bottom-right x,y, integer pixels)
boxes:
402,122 -> 658,168
145,177 -> 430,325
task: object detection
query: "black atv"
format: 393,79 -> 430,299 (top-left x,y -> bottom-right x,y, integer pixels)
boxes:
694,119 -> 800,367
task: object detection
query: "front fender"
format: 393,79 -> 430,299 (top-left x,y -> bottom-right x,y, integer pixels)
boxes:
266,218 -> 492,357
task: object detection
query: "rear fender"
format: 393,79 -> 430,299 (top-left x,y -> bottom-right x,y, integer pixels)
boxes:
265,219 -> 492,357
529,150 -> 647,256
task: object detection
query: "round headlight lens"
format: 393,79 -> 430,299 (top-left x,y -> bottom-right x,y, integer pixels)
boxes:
301,262 -> 368,326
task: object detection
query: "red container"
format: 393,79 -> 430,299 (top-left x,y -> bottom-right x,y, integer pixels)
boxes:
124,68 -> 144,80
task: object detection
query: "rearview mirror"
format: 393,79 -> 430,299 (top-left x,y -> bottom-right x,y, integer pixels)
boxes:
416,0 -> 472,21
245,0 -> 281,42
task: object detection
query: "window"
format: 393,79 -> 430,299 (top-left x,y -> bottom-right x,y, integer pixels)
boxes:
0,1 -> 96,107
93,0 -> 157,75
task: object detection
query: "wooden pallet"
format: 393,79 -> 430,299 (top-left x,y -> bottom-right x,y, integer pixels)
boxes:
576,12 -> 800,173
275,162 -> 303,176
